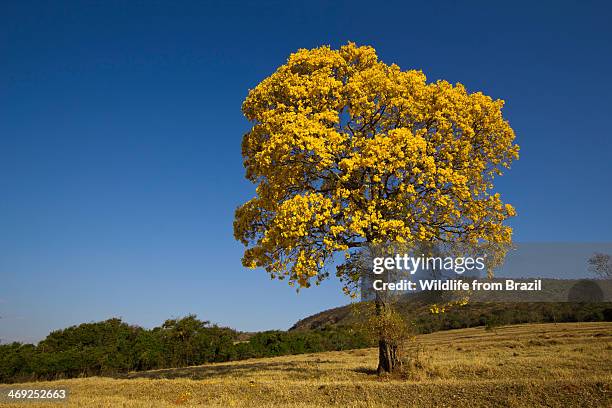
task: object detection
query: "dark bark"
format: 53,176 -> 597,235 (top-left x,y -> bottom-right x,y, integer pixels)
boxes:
377,338 -> 400,374
375,295 -> 401,374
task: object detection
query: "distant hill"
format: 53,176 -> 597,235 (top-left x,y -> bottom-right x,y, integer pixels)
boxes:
291,278 -> 612,332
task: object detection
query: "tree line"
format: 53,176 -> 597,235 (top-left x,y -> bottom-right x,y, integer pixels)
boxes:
2,302 -> 610,383
0,315 -> 370,383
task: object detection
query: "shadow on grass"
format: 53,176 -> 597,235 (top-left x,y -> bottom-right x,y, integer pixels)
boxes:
118,361 -> 329,380
353,366 -> 377,376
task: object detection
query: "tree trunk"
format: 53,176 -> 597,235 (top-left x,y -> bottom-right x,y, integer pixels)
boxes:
375,295 -> 401,374
377,338 -> 400,374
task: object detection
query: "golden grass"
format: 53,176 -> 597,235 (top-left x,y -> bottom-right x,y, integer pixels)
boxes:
3,322 -> 611,407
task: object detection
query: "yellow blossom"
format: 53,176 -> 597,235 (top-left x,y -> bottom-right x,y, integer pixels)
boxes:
234,43 -> 519,290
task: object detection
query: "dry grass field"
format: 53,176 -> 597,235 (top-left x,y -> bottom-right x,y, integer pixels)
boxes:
3,322 -> 611,407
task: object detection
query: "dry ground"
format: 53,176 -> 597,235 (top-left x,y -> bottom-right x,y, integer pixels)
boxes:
2,322 -> 611,407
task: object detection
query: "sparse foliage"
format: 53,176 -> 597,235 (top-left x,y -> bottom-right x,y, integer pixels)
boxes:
351,300 -> 414,374
588,252 -> 612,279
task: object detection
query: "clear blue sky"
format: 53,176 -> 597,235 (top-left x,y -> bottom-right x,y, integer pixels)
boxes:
1,1 -> 611,343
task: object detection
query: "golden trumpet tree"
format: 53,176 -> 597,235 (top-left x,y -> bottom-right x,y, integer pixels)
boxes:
234,43 -> 519,372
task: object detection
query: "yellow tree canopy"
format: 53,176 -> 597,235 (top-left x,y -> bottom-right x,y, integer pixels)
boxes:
234,43 -> 519,290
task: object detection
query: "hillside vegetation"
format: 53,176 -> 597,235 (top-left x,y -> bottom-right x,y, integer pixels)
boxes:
2,298 -> 610,383
2,322 -> 610,407
291,278 -> 612,332
291,297 -> 612,332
